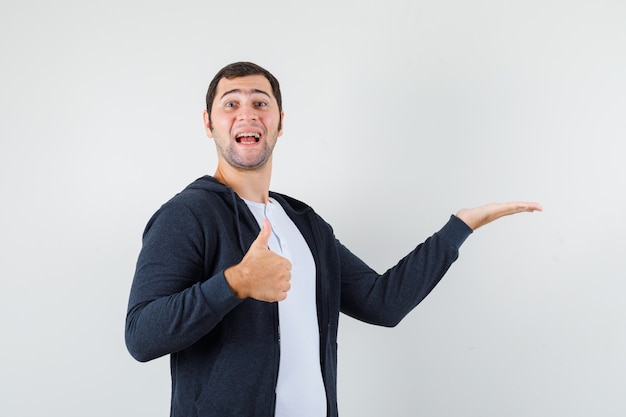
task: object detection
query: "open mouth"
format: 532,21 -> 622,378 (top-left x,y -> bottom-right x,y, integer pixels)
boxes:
236,132 -> 261,144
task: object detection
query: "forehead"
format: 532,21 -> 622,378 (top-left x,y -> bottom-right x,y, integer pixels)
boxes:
214,74 -> 275,100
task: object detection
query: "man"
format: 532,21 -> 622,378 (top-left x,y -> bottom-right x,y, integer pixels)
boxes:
125,61 -> 542,417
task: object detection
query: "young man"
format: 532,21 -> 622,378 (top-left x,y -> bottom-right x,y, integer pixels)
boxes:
125,61 -> 542,417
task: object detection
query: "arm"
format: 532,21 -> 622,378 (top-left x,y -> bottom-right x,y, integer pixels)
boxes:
339,201 -> 542,326
340,215 -> 472,326
125,203 -> 242,362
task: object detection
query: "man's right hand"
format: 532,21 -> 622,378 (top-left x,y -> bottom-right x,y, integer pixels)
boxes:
224,219 -> 292,302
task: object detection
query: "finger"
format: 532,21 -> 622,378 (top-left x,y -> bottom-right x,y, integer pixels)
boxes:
523,202 -> 543,212
251,218 -> 272,249
505,201 -> 543,214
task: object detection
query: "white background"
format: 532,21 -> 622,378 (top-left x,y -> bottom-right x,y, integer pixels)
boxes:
1,0 -> 625,416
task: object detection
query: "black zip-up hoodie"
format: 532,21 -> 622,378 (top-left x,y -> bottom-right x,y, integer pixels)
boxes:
125,176 -> 472,416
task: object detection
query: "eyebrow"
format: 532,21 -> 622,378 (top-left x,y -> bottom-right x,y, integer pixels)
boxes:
220,88 -> 271,100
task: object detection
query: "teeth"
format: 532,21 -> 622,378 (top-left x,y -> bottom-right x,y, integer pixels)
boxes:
236,132 -> 260,139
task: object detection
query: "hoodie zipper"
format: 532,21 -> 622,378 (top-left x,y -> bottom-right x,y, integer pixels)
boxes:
233,192 -> 282,416
310,214 -> 330,410
270,302 -> 280,415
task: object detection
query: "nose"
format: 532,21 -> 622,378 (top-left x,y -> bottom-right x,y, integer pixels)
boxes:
237,103 -> 258,122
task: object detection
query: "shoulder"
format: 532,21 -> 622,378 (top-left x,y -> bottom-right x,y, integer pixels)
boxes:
169,175 -> 231,207
159,175 -> 235,213
146,177 -> 235,231
269,191 -> 312,213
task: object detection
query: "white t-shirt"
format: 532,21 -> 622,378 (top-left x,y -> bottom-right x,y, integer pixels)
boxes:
244,198 -> 327,417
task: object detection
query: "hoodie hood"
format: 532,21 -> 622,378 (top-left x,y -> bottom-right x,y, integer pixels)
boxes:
186,175 -> 233,194
185,175 -> 249,254
181,175 -> 314,253
186,175 -> 314,214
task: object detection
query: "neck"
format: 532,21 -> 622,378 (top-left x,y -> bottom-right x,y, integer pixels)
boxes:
214,159 -> 272,203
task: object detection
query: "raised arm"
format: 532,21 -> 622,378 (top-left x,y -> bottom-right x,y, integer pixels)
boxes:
338,201 -> 542,326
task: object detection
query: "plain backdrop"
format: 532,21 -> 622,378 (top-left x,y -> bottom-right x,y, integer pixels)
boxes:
1,0 -> 625,416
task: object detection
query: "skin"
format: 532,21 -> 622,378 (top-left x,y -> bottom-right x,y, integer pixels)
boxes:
203,75 -> 291,301
203,74 -> 543,302
203,74 -> 283,204
456,202 -> 542,230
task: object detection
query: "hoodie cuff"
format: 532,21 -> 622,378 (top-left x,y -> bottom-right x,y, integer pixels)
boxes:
436,215 -> 473,249
199,271 -> 243,319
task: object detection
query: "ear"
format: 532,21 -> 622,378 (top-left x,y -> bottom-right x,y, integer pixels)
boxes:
278,111 -> 285,137
202,110 -> 214,138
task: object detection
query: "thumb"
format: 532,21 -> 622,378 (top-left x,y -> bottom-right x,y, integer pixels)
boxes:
252,218 -> 272,249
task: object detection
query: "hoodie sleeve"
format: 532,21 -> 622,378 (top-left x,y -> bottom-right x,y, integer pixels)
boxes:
125,201 -> 242,362
339,215 -> 472,327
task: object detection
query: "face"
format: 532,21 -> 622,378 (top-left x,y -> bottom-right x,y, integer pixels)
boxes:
203,74 -> 284,171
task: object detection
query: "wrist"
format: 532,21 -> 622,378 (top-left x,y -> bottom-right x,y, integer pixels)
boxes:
224,266 -> 247,299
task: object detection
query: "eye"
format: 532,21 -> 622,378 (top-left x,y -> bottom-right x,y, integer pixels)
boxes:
225,101 -> 236,108
255,101 -> 267,107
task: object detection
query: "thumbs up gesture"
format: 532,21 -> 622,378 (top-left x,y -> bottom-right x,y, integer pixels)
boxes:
224,219 -> 293,302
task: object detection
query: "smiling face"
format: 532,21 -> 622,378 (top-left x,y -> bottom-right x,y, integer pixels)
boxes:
204,74 -> 284,172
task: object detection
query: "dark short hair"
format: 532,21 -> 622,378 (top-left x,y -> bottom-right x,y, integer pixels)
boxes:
205,62 -> 283,128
